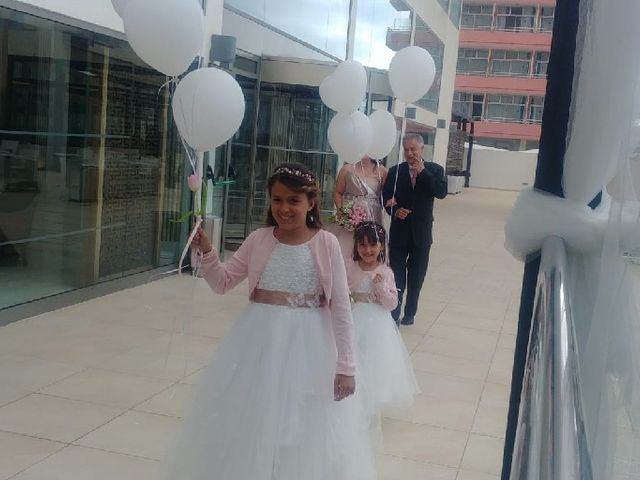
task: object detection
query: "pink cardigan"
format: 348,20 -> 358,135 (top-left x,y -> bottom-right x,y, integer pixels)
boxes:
200,227 -> 356,376
346,261 -> 398,311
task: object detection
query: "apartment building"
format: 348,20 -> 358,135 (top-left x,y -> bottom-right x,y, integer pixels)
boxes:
453,0 -> 554,150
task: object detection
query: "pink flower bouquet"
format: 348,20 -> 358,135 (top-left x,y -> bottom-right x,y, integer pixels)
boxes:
329,199 -> 372,231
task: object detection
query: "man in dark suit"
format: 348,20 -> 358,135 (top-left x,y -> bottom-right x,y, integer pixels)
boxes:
382,133 -> 447,325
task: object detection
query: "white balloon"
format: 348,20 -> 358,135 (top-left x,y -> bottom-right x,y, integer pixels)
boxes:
328,111 -> 372,162
319,60 -> 367,113
367,110 -> 398,160
111,0 -> 130,17
389,46 -> 436,104
123,0 -> 204,77
172,68 -> 246,152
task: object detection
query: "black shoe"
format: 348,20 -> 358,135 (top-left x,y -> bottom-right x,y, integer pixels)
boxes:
400,316 -> 414,326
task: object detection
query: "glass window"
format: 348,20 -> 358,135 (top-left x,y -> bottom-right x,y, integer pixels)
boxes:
449,0 -> 463,27
528,96 -> 545,124
475,137 -> 522,150
540,7 -> 555,32
485,94 -> 527,122
242,83 -> 337,237
453,92 -> 484,120
354,0 -> 411,70
534,52 -> 550,78
457,48 -> 489,75
495,6 -> 536,32
225,0 -> 350,59
490,50 -> 532,77
414,17 -> 444,113
461,4 -> 493,30
0,7 -> 188,309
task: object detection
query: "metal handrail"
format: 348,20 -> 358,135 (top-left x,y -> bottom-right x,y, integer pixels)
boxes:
510,236 -> 593,479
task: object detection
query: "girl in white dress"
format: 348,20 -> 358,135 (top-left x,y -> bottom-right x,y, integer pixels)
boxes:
347,222 -> 420,420
164,163 -> 375,480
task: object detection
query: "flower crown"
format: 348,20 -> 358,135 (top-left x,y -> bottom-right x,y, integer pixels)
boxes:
273,166 -> 316,183
355,221 -> 385,236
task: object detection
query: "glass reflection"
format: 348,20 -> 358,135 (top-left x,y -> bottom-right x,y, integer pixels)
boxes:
0,8 -> 187,309
225,0 -> 350,59
354,0 -> 411,70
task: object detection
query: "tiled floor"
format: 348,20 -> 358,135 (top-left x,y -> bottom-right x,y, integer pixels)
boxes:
0,188 -> 522,480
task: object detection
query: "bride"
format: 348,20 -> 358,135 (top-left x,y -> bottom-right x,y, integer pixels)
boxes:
332,156 -> 387,259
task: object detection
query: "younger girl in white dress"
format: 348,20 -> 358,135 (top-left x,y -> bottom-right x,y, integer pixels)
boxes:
347,222 -> 420,419
164,164 -> 375,480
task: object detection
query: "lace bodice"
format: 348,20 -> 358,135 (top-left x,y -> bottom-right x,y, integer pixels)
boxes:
354,274 -> 373,294
258,243 -> 321,294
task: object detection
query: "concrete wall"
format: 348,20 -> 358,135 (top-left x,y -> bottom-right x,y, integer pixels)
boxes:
468,147 -> 537,190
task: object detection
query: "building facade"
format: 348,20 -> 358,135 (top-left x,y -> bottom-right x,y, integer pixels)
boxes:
0,0 -> 461,315
453,0 -> 554,150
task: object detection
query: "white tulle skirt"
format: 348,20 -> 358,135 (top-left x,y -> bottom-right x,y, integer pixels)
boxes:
163,302 -> 376,480
352,302 -> 420,417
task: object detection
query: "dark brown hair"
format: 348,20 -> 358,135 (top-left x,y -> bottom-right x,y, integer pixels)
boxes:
266,162 -> 323,229
352,221 -> 387,263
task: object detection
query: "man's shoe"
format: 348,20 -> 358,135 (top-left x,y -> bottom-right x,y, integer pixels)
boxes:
400,316 -> 414,326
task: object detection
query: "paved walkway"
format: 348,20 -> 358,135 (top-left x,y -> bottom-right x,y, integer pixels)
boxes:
0,188 -> 521,480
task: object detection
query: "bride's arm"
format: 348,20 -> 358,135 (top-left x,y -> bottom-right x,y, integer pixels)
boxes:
333,165 -> 349,209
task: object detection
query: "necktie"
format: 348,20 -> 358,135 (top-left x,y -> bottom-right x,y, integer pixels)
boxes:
410,168 -> 417,188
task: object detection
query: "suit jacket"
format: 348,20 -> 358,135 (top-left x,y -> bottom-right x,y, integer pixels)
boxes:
382,160 -> 447,246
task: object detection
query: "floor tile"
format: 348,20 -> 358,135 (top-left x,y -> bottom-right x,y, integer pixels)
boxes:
0,394 -> 123,443
382,419 -> 468,468
376,454 -> 456,480
471,405 -> 508,438
74,410 -> 179,460
456,469 -> 500,480
411,351 -> 491,381
40,369 -> 173,409
11,445 -> 159,480
0,432 -> 64,480
135,383 -> 195,418
460,434 -> 505,476
414,372 -> 484,404
385,395 -> 477,432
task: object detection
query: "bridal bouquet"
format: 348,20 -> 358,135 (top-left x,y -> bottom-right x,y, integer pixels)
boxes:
329,199 -> 371,231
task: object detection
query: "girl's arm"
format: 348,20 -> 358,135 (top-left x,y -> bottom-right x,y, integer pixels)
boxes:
372,266 -> 399,311
199,232 -> 252,294
328,236 -> 356,376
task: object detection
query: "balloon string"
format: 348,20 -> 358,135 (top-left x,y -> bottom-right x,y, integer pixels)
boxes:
388,110 -> 407,244
157,76 -> 178,101
178,215 -> 203,276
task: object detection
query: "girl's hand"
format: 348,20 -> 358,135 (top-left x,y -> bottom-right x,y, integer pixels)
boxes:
372,273 -> 384,284
192,226 -> 213,254
334,374 -> 355,401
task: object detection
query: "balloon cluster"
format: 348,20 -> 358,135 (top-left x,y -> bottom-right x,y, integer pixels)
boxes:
112,0 -> 247,273
320,47 -> 437,162
112,0 -> 245,156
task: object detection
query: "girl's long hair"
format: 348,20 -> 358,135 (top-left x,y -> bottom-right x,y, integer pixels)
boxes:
266,162 -> 322,229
